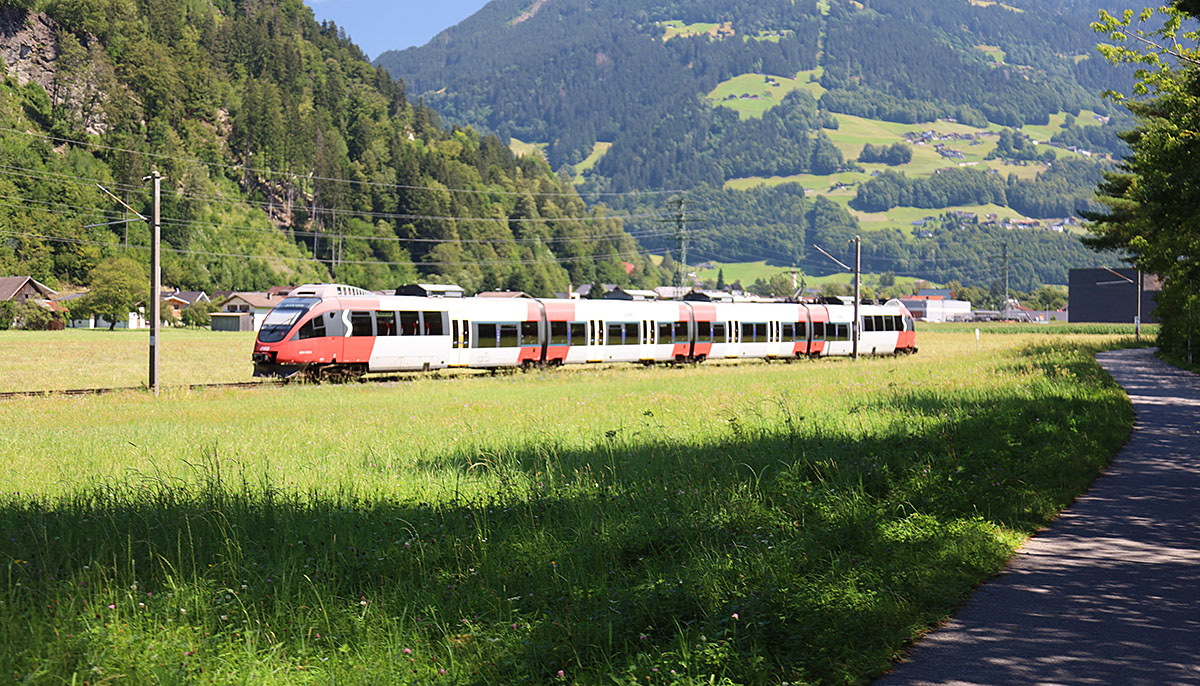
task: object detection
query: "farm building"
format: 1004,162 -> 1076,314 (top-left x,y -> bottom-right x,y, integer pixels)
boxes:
0,276 -> 56,304
1068,268 -> 1160,324
211,292 -> 280,331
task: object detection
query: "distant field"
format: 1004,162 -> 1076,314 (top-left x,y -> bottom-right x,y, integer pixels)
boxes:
573,141 -> 612,182
0,330 -> 1137,684
692,259 -> 933,290
707,69 -> 824,119
0,329 -> 258,392
507,137 -> 546,159
721,109 -> 1106,231
658,19 -> 725,41
975,44 -> 1007,63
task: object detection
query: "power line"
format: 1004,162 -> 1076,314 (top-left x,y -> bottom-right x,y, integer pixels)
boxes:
0,164 -> 677,224
0,189 -> 676,248
0,228 -> 655,268
0,126 -> 682,198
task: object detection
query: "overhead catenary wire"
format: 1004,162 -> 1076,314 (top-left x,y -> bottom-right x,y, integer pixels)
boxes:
0,228 -> 655,268
0,165 -> 675,223
0,189 -> 678,246
0,126 -> 683,198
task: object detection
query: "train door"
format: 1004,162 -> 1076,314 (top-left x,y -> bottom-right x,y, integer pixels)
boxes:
587,319 -> 604,362
448,317 -> 471,367
641,318 -> 653,361
342,309 -> 375,364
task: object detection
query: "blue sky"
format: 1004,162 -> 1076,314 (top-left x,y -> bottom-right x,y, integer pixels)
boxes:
304,0 -> 492,60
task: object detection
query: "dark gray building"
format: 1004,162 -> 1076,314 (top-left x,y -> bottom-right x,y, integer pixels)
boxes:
1068,268 -> 1161,324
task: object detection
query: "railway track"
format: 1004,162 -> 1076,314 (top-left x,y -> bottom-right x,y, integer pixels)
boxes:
0,367 -> 516,399
0,355 -> 838,400
0,380 -> 282,399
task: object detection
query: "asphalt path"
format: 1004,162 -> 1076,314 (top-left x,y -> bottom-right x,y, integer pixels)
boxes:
877,347 -> 1200,686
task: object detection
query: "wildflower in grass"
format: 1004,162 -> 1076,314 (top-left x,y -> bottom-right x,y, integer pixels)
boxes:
731,613 -> 739,620
403,648 -> 411,655
557,670 -> 565,678
108,604 -> 115,610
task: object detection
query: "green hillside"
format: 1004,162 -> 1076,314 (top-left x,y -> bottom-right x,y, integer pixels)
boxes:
0,0 -> 666,296
376,0 -> 1132,290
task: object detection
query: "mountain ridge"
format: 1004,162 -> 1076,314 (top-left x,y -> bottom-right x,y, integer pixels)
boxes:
375,0 -> 1130,289
0,0 -> 667,296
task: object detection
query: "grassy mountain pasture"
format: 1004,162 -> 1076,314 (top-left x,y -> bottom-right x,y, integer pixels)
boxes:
658,20 -> 725,41
708,69 -> 826,119
975,45 -> 1007,63
573,142 -> 614,183
0,330 -> 1136,684
692,260 -> 931,291
0,329 -> 259,392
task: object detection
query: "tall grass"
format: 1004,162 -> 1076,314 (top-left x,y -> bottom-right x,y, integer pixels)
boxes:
0,332 -> 1134,684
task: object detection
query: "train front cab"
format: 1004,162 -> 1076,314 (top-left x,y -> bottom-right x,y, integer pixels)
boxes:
253,296 -> 348,377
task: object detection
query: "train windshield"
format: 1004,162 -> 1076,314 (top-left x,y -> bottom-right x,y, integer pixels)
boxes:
258,297 -> 321,343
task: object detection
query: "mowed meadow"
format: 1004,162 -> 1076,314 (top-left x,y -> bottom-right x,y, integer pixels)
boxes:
0,329 -> 1140,684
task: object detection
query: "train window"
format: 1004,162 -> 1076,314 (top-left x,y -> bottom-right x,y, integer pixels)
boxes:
476,323 -> 497,348
350,311 -> 374,337
499,324 -> 519,348
838,324 -> 850,340
712,322 -> 725,342
400,311 -> 420,336
569,322 -> 585,345
423,311 -> 446,336
797,322 -> 808,340
740,322 -> 753,342
377,311 -> 397,336
863,317 -> 874,332
550,321 -> 569,345
658,321 -> 673,343
697,321 -> 711,341
296,315 -> 326,340
521,321 -> 540,345
892,316 -> 901,331
624,322 -> 639,344
607,322 -> 623,345
781,322 -> 794,340
813,322 -> 825,339
674,321 -> 688,341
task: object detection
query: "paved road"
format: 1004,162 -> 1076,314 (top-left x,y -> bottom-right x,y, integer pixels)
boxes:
877,348 -> 1200,686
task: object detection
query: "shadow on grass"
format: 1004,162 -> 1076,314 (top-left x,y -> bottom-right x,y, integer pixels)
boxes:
0,348 -> 1135,685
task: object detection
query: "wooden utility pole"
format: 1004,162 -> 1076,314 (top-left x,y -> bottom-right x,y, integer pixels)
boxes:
675,196 -> 687,290
853,235 -> 861,360
148,171 -> 162,396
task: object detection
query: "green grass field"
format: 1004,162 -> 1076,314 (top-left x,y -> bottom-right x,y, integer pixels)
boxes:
0,330 -> 1139,683
573,141 -> 612,183
0,329 -> 259,392
508,137 -> 547,159
708,69 -> 825,119
692,260 -> 932,292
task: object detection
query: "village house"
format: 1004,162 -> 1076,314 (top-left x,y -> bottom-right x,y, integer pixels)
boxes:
210,292 -> 281,331
0,276 -> 56,304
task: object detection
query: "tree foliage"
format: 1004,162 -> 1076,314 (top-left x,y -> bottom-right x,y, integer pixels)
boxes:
0,0 -> 667,296
1085,2 -> 1200,358
74,256 -> 145,330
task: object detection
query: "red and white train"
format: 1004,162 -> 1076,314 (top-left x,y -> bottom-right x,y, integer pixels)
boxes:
251,284 -> 917,379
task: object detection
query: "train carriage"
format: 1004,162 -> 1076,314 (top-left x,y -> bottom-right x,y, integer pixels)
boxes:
568,299 -> 692,364
252,284 -> 917,379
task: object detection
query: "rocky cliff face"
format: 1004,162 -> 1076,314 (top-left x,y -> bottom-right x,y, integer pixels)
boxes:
0,6 -> 110,134
0,7 -> 60,90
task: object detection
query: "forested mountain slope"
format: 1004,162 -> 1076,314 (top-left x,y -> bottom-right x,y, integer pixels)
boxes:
377,0 -> 1131,288
0,0 -> 666,294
